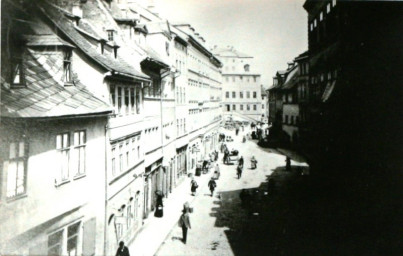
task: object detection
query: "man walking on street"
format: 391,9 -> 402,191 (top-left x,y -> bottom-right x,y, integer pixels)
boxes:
208,177 -> 217,197
178,207 -> 191,244
115,241 -> 130,256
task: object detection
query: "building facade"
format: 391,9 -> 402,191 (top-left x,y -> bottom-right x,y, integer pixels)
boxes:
0,0 -> 224,255
213,46 -> 262,121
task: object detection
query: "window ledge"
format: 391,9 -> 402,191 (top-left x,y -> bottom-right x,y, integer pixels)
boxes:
55,179 -> 71,188
73,174 -> 86,181
6,194 -> 28,203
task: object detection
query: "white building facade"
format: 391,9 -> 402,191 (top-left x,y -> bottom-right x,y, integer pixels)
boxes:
214,46 -> 263,121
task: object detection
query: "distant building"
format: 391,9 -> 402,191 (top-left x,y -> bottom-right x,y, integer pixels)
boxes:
213,46 -> 262,122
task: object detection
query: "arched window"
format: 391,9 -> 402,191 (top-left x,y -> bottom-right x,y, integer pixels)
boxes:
244,64 -> 250,72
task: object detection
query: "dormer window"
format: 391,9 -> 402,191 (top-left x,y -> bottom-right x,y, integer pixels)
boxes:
107,30 -> 115,41
63,50 -> 73,85
11,58 -> 23,87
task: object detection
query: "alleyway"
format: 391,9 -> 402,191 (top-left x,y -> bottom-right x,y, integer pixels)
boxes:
156,128 -> 308,256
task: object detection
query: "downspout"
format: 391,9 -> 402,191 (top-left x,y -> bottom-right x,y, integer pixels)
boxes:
103,122 -> 109,256
103,72 -> 111,256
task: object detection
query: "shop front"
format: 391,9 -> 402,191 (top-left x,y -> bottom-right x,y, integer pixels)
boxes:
143,158 -> 163,219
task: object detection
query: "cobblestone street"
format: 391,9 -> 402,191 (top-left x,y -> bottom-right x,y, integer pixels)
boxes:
156,128 -> 307,256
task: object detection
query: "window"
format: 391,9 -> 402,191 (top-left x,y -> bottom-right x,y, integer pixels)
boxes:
244,64 -> 250,72
253,77 -> 257,83
262,104 -> 264,109
285,115 -> 289,124
5,140 -> 27,198
111,147 -> 116,176
253,105 -> 257,111
48,230 -> 63,255
232,91 -> 236,98
107,30 -> 114,41
240,92 -> 243,98
253,91 -> 257,98
239,76 -> 243,81
67,222 -> 80,255
240,105 -> 244,110
48,222 -> 81,256
246,91 -> 250,98
225,91 -> 229,98
291,116 -> 294,125
247,105 -> 250,111
232,77 -> 235,82
232,105 -> 236,111
130,88 -> 135,114
314,19 -> 317,27
332,0 -> 336,6
320,12 -> 323,21
327,3 -> 331,13
73,131 -> 86,177
310,23 -> 313,31
56,133 -> 70,183
119,144 -> 123,173
63,50 -> 72,84
110,85 -> 141,116
11,57 -> 24,87
225,77 -> 229,82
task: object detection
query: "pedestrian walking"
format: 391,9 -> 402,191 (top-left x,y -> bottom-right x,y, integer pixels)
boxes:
178,207 -> 191,244
154,192 -> 164,218
190,178 -> 198,196
115,241 -> 130,256
286,157 -> 291,171
208,177 -> 217,197
214,163 -> 220,179
237,164 -> 243,179
238,156 -> 244,168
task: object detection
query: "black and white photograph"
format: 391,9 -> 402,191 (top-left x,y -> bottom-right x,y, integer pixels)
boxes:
0,0 -> 402,255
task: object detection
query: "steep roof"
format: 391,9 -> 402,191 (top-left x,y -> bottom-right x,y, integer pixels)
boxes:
37,1 -> 149,81
1,50 -> 112,118
282,65 -> 299,90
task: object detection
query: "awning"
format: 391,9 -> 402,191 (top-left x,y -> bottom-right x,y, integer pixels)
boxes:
322,80 -> 336,102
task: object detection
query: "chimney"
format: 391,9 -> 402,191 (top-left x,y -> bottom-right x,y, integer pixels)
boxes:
72,3 -> 83,19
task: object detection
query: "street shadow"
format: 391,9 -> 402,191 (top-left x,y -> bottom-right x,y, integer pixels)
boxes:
207,164 -> 399,256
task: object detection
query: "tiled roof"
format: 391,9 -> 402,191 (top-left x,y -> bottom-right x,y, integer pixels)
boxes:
1,50 -> 112,118
24,35 -> 75,48
282,66 -> 299,89
37,1 -> 149,80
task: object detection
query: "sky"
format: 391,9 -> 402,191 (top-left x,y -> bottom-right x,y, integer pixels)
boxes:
157,0 -> 308,88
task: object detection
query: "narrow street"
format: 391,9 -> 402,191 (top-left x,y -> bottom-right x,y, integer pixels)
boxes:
156,128 -> 308,256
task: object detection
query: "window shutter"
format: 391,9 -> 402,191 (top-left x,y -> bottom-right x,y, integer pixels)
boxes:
82,218 -> 96,256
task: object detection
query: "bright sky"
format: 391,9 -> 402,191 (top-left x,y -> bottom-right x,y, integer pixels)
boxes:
157,0 -> 307,88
